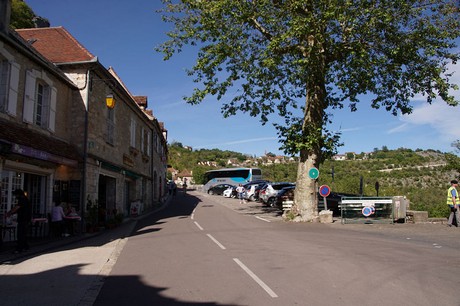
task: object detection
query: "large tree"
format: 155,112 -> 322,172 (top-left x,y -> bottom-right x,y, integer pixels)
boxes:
10,0 -> 35,29
9,0 -> 49,29
157,0 -> 460,221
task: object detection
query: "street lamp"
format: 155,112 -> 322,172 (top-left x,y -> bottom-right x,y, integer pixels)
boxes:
105,94 -> 115,109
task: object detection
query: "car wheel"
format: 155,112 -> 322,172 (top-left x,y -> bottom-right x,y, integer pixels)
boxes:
208,190 -> 214,195
268,197 -> 276,207
249,195 -> 255,202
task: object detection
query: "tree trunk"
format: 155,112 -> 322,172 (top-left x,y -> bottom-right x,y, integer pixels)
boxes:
290,43 -> 327,222
293,152 -> 319,222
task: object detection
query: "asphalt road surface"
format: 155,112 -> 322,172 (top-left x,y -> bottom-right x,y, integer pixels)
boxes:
93,191 -> 460,306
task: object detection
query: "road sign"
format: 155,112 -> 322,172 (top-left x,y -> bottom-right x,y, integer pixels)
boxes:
361,206 -> 375,217
308,167 -> 319,179
319,185 -> 331,197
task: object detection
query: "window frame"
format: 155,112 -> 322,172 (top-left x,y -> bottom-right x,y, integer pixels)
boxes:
23,69 -> 57,132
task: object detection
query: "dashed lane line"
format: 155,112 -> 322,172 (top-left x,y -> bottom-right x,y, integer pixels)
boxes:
233,258 -> 278,298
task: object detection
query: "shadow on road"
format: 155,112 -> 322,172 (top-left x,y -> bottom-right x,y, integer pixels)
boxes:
1,193 -> 241,305
94,274 -> 236,306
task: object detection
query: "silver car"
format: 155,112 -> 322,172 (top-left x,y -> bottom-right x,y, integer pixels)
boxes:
259,182 -> 295,206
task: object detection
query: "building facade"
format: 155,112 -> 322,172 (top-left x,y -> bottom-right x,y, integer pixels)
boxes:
0,1 -> 168,231
0,5 -> 81,223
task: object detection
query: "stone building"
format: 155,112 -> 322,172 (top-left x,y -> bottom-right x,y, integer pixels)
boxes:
0,1 -> 81,222
0,1 -> 168,230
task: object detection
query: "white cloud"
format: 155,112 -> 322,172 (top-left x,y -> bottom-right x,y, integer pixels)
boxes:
397,59 -> 460,142
387,123 -> 409,134
337,127 -> 361,133
401,102 -> 460,140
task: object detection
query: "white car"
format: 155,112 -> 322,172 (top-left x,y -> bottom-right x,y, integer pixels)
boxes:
243,185 -> 257,201
259,182 -> 295,204
223,186 -> 235,198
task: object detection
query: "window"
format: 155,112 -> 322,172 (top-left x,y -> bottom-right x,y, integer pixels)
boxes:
35,81 -> 49,127
130,117 -> 137,148
23,70 -> 56,131
0,170 -> 23,214
0,59 -> 19,116
141,127 -> 150,156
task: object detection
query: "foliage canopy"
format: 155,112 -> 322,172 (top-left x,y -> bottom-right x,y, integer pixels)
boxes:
158,0 -> 459,221
10,0 -> 35,29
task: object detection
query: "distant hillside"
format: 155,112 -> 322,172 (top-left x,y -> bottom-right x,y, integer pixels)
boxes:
168,143 -> 460,218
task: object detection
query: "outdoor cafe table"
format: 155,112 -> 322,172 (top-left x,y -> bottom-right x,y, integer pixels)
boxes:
64,215 -> 81,235
31,217 -> 48,238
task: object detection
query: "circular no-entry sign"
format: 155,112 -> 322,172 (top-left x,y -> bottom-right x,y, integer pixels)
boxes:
362,206 -> 375,217
319,185 -> 331,197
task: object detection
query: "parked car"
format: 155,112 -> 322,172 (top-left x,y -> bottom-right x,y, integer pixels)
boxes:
207,184 -> 235,196
223,185 -> 237,198
243,180 -> 269,201
252,183 -> 268,201
260,182 -> 296,205
272,186 -> 296,208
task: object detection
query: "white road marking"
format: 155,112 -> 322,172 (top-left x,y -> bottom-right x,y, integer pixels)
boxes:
206,234 -> 226,250
233,258 -> 278,298
191,207 -> 198,220
255,216 -> 271,222
194,221 -> 204,231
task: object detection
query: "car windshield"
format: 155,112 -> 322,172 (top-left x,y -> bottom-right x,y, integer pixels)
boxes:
272,183 -> 294,190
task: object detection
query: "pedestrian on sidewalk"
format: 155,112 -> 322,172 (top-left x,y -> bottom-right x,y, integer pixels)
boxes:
447,179 -> 459,227
51,202 -> 67,237
6,189 -> 32,253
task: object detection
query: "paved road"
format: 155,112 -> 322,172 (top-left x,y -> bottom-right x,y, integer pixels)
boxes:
94,191 -> 460,306
1,191 -> 459,305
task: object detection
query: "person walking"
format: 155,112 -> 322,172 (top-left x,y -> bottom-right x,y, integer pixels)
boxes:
447,180 -> 459,227
236,184 -> 246,204
7,189 -> 32,253
51,202 -> 67,237
183,179 -> 187,195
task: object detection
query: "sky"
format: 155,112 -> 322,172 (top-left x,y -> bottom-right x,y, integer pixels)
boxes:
24,0 -> 460,157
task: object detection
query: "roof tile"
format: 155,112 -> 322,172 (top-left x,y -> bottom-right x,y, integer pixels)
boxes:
15,27 -> 95,63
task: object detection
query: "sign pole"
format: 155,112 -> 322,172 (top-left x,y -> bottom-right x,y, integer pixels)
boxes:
318,185 -> 331,211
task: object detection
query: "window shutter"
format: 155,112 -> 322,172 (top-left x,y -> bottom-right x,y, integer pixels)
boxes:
41,85 -> 50,128
23,70 -> 36,123
147,131 -> 151,156
48,86 -> 57,132
7,62 -> 20,116
130,118 -> 136,148
0,61 -> 8,112
141,127 -> 145,153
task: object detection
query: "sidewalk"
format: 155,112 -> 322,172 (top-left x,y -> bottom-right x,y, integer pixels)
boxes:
0,198 -> 171,264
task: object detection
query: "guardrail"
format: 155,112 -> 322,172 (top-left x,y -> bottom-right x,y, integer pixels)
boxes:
340,197 -> 394,224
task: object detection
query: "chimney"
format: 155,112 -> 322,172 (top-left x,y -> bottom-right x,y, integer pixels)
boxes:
0,0 -> 11,34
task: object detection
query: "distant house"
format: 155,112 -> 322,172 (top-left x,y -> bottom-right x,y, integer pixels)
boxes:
177,169 -> 193,185
197,161 -> 217,167
332,154 -> 347,161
